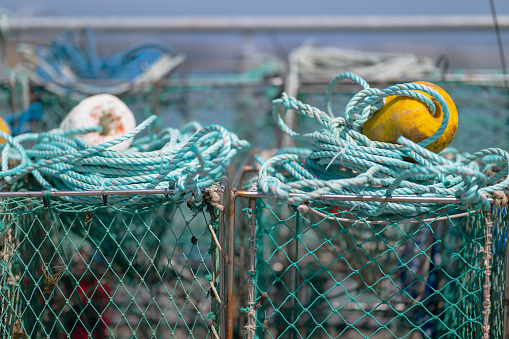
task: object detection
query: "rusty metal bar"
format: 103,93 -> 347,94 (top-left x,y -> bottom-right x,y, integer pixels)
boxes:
503,217 -> 509,339
226,186 -> 237,339
246,198 -> 257,339
235,189 -> 495,204
482,211 -> 493,339
0,188 -> 210,198
217,179 -> 227,339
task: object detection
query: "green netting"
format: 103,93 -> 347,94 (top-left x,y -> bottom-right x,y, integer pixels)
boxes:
0,194 -> 222,338
299,82 -> 509,153
240,199 -> 489,339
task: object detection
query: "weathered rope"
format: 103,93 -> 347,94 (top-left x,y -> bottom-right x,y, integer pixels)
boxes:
0,115 -> 249,205
257,72 -> 509,216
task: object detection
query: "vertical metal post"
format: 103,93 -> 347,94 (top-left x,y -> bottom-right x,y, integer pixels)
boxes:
483,211 -> 492,339
21,74 -> 30,110
218,179 -> 227,339
246,198 -> 257,339
226,187 -> 238,339
291,210 -> 300,339
503,210 -> 509,339
238,197 -> 246,334
9,73 -> 18,114
281,49 -> 299,149
240,30 -> 254,72
0,31 -> 6,76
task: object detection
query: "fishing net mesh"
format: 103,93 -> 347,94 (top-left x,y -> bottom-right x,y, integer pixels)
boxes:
0,194 -> 223,339
238,198 -> 501,339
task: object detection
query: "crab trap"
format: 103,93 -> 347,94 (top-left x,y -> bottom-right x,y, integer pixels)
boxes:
229,166 -> 505,339
0,186 -> 228,339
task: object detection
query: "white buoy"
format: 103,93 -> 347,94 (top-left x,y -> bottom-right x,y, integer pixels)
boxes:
60,94 -> 136,151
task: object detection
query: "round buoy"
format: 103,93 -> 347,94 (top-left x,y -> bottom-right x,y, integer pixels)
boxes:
362,81 -> 458,153
0,116 -> 11,144
60,94 -> 136,151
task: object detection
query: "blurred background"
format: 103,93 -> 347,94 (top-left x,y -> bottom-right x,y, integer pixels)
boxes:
1,0 -> 508,70
0,0 -> 507,151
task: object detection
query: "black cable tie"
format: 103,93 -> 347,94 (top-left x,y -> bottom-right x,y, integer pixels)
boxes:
42,190 -> 51,209
101,190 -> 108,206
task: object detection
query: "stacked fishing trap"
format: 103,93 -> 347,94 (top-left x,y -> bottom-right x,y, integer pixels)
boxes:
233,72 -> 509,338
0,111 -> 249,337
0,29 -> 508,339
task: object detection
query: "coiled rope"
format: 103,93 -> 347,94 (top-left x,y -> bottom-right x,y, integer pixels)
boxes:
288,43 -> 438,83
0,116 -> 249,205
257,72 -> 509,216
17,29 -> 185,98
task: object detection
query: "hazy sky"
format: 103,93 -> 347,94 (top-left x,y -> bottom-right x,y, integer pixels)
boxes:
2,0 -> 509,17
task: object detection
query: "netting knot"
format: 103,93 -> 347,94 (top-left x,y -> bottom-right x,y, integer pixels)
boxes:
492,190 -> 508,208
296,202 -> 310,214
208,182 -> 224,211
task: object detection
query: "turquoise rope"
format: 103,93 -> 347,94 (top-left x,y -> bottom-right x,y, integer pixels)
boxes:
258,72 -> 509,216
0,116 -> 249,205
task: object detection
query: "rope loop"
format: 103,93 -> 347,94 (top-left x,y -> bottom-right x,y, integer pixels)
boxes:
344,88 -> 384,132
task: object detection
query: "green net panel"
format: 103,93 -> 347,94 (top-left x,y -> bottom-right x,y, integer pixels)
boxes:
0,194 -> 223,338
239,199 -> 490,339
299,82 -> 509,153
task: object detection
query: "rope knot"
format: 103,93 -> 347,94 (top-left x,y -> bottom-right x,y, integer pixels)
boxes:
296,202 -> 310,214
455,186 -> 491,212
492,190 -> 508,208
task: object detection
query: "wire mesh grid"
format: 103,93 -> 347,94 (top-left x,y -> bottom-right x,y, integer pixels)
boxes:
231,167 -> 500,339
0,187 -> 226,339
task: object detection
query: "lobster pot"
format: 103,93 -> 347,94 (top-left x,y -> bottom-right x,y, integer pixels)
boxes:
0,191 -> 225,338
238,197 -> 496,339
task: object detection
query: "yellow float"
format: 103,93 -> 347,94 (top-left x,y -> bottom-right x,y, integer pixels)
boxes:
362,81 -> 458,153
0,116 -> 11,144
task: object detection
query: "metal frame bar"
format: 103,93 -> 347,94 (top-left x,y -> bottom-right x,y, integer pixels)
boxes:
235,189 -> 496,204
0,188 -> 207,198
6,15 -> 509,32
